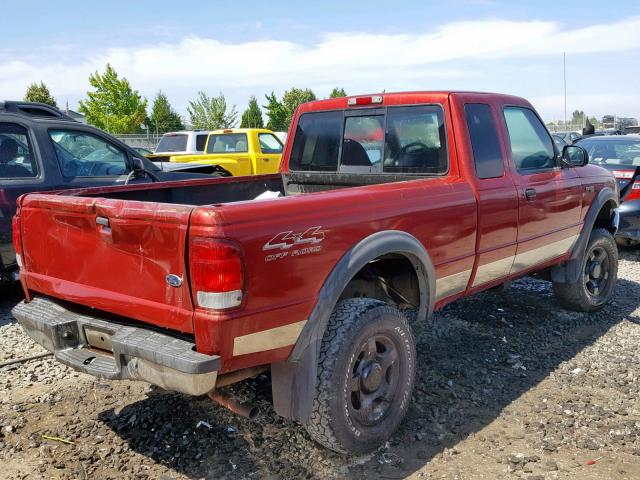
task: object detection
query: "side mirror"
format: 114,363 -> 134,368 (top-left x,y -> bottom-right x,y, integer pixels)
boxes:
562,145 -> 589,167
132,157 -> 145,172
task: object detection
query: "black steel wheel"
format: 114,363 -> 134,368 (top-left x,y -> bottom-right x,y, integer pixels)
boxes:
305,298 -> 415,454
554,228 -> 618,312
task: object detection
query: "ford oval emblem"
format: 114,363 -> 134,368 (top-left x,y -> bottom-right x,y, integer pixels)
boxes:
166,274 -> 183,288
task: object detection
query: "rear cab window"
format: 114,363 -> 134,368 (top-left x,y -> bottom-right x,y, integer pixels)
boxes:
156,134 -> 188,152
289,105 -> 448,175
0,123 -> 38,178
206,133 -> 249,154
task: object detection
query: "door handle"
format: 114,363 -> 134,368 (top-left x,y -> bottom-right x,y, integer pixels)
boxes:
585,185 -> 595,193
524,188 -> 537,201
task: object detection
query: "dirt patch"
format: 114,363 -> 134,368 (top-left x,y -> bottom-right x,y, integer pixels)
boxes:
1,249 -> 640,479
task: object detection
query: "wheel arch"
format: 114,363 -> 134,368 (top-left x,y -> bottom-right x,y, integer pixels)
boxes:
551,186 -> 619,283
271,230 -> 435,422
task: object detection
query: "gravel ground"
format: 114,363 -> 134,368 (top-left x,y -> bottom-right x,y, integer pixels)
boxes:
1,249 -> 640,479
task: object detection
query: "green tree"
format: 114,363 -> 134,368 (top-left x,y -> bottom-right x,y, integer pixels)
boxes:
571,110 -> 585,126
78,64 -> 147,133
263,92 -> 288,131
282,87 -> 316,127
187,91 -> 237,129
24,81 -> 57,107
240,95 -> 264,128
149,91 -> 184,132
329,87 -> 347,98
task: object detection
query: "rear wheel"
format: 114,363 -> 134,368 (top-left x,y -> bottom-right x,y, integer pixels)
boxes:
553,228 -> 618,311
305,298 -> 416,454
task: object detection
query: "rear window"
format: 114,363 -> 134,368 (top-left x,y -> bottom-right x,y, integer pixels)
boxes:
0,123 -> 37,178
289,105 -> 448,174
289,111 -> 342,171
156,134 -> 188,152
195,134 -> 208,151
206,133 -> 248,153
578,139 -> 640,166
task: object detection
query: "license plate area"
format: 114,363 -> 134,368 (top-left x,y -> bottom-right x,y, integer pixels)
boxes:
84,326 -> 114,353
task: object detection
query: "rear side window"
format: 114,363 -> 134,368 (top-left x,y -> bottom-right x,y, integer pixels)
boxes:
206,133 -> 248,153
156,134 -> 187,152
465,104 -> 504,179
258,133 -> 283,154
383,106 -> 447,174
195,134 -> 208,151
504,107 -> 555,172
289,111 -> 342,171
0,123 -> 37,178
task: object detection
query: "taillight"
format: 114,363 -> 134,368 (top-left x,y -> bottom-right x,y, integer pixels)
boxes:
347,95 -> 383,106
189,237 -> 244,310
12,215 -> 22,268
626,182 -> 640,201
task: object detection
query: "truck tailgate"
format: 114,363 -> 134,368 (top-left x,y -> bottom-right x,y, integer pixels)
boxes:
18,194 -> 195,333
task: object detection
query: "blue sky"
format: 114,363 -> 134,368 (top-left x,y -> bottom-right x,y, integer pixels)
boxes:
2,0 -> 639,122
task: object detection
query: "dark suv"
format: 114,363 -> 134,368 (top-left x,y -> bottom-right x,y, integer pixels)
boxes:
0,101 -> 208,284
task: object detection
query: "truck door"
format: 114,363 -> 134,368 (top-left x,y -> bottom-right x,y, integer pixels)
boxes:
462,103 -> 519,288
254,132 -> 283,174
501,106 -> 582,274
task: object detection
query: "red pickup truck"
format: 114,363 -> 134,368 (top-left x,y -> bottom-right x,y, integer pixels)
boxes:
12,91 -> 620,454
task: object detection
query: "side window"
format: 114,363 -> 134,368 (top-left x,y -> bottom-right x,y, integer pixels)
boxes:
341,116 -> 384,168
0,123 -> 37,178
383,105 -> 448,174
289,111 -> 342,172
465,104 -> 504,179
504,107 -> 555,172
206,133 -> 248,153
195,134 -> 208,151
49,130 -> 129,177
258,133 -> 283,154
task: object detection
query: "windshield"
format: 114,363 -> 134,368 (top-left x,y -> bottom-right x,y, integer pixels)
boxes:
578,139 -> 640,166
206,133 -> 248,153
156,134 -> 188,152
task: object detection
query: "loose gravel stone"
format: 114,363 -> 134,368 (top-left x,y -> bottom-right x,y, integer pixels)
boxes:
1,248 -> 640,478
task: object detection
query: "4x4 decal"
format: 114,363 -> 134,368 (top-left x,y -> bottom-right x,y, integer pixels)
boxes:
263,226 -> 325,261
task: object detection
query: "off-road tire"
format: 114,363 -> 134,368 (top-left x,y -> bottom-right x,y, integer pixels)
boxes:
305,298 -> 416,454
553,228 -> 618,312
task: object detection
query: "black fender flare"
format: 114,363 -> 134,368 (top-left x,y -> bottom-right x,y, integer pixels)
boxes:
271,230 -> 435,422
551,186 -> 618,283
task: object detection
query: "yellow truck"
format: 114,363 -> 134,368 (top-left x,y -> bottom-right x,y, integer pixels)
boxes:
170,128 -> 284,176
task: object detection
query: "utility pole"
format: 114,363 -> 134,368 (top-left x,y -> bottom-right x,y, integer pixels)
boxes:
563,52 -> 567,128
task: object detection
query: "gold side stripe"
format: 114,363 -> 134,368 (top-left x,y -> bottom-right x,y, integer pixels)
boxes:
510,235 -> 578,275
233,320 -> 307,357
472,256 -> 515,287
435,269 -> 472,301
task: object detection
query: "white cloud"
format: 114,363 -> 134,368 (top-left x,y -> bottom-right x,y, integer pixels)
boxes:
1,16 -> 639,118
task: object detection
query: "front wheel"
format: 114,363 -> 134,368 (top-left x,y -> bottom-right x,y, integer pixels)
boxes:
553,228 -> 618,312
305,298 -> 416,454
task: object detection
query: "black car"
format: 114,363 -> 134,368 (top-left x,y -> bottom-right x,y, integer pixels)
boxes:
575,135 -> 640,246
0,101 -> 212,283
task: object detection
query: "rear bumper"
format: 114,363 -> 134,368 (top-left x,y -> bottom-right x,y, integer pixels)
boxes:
12,296 -> 220,395
616,200 -> 640,241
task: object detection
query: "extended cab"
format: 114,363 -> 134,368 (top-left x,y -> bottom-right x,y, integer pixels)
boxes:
12,92 -> 619,454
169,128 -> 283,176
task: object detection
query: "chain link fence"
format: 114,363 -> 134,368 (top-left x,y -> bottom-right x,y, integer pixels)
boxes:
113,133 -> 164,151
